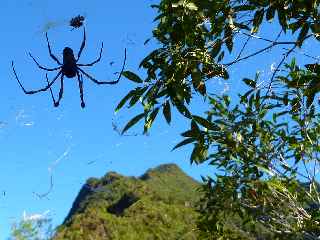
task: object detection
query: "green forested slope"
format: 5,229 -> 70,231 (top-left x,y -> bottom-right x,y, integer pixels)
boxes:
53,164 -> 200,240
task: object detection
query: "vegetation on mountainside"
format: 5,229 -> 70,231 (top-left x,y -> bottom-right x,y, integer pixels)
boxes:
11,164 -> 314,239
53,164 -> 200,240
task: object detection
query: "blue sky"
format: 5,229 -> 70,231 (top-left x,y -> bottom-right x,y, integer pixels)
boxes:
1,0 -> 320,238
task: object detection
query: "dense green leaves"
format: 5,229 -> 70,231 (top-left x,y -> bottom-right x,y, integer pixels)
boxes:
117,0 -> 320,133
114,1 -> 320,238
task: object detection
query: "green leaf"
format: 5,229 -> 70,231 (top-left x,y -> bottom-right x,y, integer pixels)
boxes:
223,95 -> 231,106
289,21 -> 301,33
307,92 -> 316,108
142,84 -> 160,103
283,92 -> 289,105
163,101 -> 171,124
128,87 -> 148,108
305,63 -> 320,74
211,39 -> 222,58
233,5 -> 256,12
172,138 -> 195,151
176,102 -> 192,119
252,9 -> 264,33
240,89 -> 255,103
266,6 -> 275,22
139,49 -> 163,69
153,13 -> 166,22
115,89 -> 136,113
297,23 -> 309,47
191,120 -> 201,134
274,110 -> 289,119
144,107 -> 160,133
192,115 -> 218,131
190,144 -> 207,164
129,94 -> 141,107
257,165 -> 275,176
311,23 -> 320,36
181,130 -> 195,138
144,38 -> 151,45
221,68 -> 229,80
121,113 -> 145,134
224,25 -> 233,53
122,71 -> 143,83
233,22 -> 250,31
186,2 -> 198,11
277,8 -> 287,32
217,51 -> 225,62
243,78 -> 256,88
191,68 -> 201,88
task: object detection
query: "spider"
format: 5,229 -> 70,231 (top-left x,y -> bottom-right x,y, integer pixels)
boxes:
11,27 -> 127,108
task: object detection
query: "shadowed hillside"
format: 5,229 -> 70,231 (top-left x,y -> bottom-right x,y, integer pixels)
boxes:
53,164 -> 200,240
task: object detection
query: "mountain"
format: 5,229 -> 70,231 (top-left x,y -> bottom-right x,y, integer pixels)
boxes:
53,164 -> 200,240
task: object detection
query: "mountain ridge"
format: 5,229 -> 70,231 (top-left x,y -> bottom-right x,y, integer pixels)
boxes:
53,163 -> 200,240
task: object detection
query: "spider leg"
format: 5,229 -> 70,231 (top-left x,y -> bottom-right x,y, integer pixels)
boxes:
12,61 -> 62,94
77,72 -> 85,108
77,27 -> 86,61
77,42 -> 103,66
46,74 -> 57,105
77,48 -> 127,85
45,32 -> 62,65
46,73 -> 64,107
29,53 -> 61,71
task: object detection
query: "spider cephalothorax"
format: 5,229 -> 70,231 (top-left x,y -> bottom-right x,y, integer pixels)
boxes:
12,28 -> 126,108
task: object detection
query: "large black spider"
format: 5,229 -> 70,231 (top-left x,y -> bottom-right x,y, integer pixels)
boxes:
11,28 -> 126,108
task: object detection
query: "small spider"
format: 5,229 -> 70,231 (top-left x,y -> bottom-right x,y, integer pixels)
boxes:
12,28 -> 127,108
70,15 -> 85,30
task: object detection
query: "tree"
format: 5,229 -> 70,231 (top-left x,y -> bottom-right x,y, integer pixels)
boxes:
116,0 -> 320,239
9,213 -> 53,240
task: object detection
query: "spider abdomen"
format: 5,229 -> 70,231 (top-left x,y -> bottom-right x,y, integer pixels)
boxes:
62,47 -> 77,78
62,65 -> 77,78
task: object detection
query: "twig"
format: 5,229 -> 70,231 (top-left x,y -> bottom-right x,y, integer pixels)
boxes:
234,35 -> 251,62
282,47 -> 320,62
224,40 -> 296,66
264,44 -> 297,98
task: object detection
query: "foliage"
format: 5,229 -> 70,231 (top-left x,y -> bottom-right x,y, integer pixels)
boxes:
53,164 -> 201,240
9,215 -> 53,240
116,0 -> 319,133
116,0 -> 320,239
170,61 -> 320,238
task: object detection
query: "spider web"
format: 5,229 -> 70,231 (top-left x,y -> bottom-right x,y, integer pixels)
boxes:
30,0 -> 87,34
